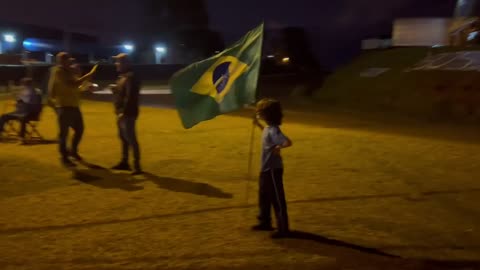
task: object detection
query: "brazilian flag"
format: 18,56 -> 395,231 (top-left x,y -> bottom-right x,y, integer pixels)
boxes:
170,24 -> 264,128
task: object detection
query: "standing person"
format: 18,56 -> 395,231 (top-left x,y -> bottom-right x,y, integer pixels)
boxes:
252,98 -> 293,238
48,52 -> 97,167
110,53 -> 142,175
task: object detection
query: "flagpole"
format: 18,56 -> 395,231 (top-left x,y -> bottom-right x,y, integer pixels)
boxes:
245,116 -> 256,206
247,118 -> 256,179
245,22 -> 264,208
247,22 -> 265,177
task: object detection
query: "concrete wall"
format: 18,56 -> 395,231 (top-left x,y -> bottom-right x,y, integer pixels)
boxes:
0,63 -> 322,99
0,54 -> 22,65
0,64 -> 184,89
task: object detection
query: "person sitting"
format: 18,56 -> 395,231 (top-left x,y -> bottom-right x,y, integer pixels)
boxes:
0,77 -> 43,142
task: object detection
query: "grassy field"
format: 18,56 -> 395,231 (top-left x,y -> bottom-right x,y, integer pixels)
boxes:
1,100 -> 480,269
315,47 -> 480,120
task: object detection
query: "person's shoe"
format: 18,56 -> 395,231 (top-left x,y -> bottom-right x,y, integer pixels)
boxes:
62,158 -> 77,168
69,152 -> 83,162
111,162 -> 131,171
271,231 -> 291,239
131,170 -> 143,176
251,224 -> 274,231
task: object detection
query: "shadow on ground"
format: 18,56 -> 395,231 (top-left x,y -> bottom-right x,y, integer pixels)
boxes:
280,230 -> 397,257
142,172 -> 233,199
21,139 -> 58,146
0,138 -> 57,145
72,163 -> 232,199
276,230 -> 480,270
73,164 -> 144,192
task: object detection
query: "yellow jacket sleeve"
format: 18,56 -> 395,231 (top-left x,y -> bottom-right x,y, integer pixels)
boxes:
47,67 -> 58,107
75,64 -> 97,85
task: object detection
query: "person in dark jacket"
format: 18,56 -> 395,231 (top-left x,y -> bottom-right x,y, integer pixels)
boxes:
110,53 -> 142,175
0,77 -> 42,143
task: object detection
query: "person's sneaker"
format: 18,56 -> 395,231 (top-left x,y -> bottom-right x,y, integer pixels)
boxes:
271,231 -> 291,239
131,170 -> 143,176
69,152 -> 83,162
251,224 -> 274,231
111,162 -> 131,171
62,158 -> 77,168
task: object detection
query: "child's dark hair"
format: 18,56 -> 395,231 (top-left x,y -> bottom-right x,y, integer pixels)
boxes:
256,98 -> 283,126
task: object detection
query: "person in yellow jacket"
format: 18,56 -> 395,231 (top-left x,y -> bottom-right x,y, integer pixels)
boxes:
48,52 -> 97,167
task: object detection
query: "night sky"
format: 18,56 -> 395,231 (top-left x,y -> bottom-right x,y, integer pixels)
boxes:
1,0 -> 458,67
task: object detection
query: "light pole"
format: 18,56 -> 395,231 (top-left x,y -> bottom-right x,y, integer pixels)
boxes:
122,43 -> 135,54
1,33 -> 16,54
154,45 -> 167,64
3,34 -> 16,43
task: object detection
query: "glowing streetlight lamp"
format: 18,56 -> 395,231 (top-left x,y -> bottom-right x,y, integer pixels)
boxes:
122,43 -> 134,53
3,34 -> 16,43
1,33 -> 17,53
154,45 -> 167,64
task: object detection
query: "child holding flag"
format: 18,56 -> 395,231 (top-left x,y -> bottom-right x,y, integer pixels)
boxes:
252,98 -> 292,238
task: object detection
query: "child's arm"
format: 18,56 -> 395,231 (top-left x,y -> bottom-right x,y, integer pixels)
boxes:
253,115 -> 265,130
272,128 -> 292,154
276,137 -> 292,149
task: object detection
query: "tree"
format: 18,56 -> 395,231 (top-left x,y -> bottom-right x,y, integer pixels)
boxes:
281,27 -> 320,71
142,0 -> 224,64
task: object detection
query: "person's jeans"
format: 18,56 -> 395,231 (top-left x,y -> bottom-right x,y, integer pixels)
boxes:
57,107 -> 84,159
258,169 -> 289,232
118,116 -> 141,170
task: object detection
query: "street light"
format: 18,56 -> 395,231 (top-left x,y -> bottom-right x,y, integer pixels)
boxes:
1,33 -> 16,53
282,57 -> 290,64
23,40 -> 33,47
123,43 -> 134,53
3,34 -> 16,43
154,45 -> 167,64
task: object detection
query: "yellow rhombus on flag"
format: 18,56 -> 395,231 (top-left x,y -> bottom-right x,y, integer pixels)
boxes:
191,56 -> 248,103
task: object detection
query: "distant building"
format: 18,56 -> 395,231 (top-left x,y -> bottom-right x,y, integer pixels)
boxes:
1,1 -> 225,65
392,0 -> 480,47
0,20 -> 99,64
454,0 -> 478,17
393,18 -> 451,47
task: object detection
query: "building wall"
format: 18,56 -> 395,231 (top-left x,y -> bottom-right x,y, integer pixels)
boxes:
455,0 -> 478,17
393,18 -> 451,46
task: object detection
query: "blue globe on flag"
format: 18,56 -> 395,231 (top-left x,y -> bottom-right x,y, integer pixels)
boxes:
212,62 -> 232,94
